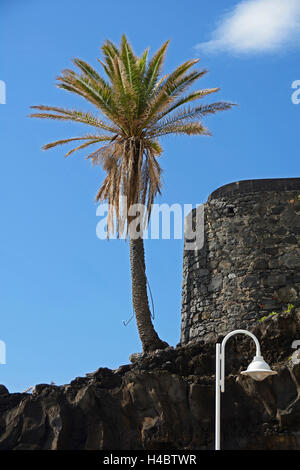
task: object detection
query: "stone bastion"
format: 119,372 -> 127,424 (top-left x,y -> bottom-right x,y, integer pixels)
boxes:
181,178 -> 300,344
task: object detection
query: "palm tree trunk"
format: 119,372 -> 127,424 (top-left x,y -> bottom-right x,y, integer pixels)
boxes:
129,236 -> 168,352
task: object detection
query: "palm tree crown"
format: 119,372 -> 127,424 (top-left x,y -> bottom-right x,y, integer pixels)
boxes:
30,35 -> 233,236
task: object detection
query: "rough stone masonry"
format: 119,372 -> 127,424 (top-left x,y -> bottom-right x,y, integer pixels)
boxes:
181,178 -> 300,345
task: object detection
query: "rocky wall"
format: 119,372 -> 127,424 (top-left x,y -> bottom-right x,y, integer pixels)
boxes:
181,178 -> 300,345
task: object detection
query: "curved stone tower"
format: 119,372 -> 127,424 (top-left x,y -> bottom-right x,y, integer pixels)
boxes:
181,178 -> 300,344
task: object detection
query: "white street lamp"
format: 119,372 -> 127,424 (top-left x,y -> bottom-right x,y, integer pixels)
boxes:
215,329 -> 277,450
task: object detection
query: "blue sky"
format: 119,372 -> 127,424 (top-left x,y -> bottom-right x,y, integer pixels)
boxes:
1,0 -> 300,392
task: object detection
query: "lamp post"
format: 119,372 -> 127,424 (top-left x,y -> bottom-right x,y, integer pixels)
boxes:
215,329 -> 277,450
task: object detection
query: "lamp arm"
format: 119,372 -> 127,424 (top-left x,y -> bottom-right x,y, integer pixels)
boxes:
220,329 -> 261,392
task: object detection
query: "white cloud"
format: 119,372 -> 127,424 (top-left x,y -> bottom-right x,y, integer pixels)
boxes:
196,0 -> 300,54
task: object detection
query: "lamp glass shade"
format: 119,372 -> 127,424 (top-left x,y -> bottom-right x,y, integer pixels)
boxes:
241,355 -> 277,381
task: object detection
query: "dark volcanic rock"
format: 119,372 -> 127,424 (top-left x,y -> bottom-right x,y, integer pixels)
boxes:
1,312 -> 300,450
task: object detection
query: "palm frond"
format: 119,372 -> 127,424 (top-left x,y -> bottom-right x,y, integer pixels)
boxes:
136,47 -> 149,76
64,137 -> 112,158
56,69 -> 118,122
143,40 -> 169,93
157,59 -> 201,96
148,101 -> 234,137
120,35 -> 145,112
29,106 -> 119,133
151,121 -> 211,137
120,34 -> 137,85
100,40 -> 120,79
42,134 -> 113,158
139,67 -> 207,128
73,58 -> 111,90
155,87 -> 219,122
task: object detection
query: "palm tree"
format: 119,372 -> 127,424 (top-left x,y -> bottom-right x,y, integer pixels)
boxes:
30,35 -> 234,352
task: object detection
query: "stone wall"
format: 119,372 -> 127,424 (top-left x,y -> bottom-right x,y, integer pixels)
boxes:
181,178 -> 300,345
